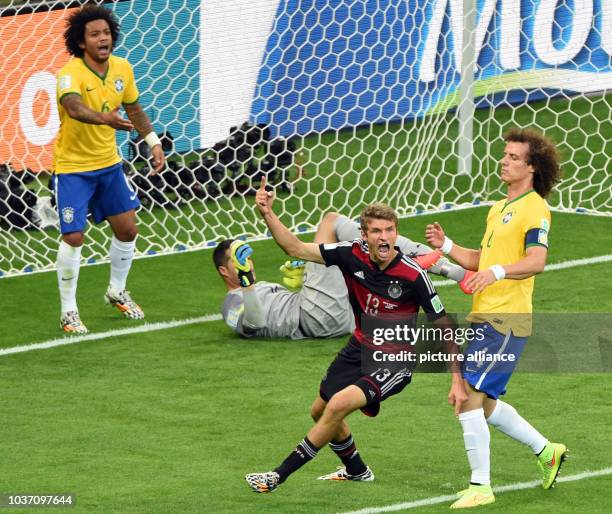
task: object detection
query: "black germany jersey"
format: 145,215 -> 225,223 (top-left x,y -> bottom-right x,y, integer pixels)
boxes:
319,239 -> 446,348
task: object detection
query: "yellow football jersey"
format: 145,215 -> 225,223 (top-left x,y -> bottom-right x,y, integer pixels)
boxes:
468,190 -> 551,336
53,55 -> 139,173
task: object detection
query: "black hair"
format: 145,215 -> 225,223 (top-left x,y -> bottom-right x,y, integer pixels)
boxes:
213,239 -> 234,269
63,5 -> 120,57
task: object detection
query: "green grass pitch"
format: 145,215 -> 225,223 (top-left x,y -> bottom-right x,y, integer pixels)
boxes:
0,207 -> 610,513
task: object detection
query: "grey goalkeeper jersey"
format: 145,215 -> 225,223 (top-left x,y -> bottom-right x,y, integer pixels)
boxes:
222,282 -> 305,339
221,261 -> 355,339
220,215 -> 464,340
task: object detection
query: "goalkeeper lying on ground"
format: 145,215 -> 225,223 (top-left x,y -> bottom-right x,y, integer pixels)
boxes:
213,212 -> 472,339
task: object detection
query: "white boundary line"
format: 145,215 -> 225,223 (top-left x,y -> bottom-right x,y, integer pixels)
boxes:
339,467 -> 612,514
0,314 -> 222,357
2,254 -> 610,357
2,204 -> 608,279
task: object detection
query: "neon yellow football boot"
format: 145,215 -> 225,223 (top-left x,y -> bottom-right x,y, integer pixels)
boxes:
538,442 -> 568,489
450,484 -> 495,509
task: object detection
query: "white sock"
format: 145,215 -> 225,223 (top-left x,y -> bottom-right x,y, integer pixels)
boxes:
487,400 -> 548,454
57,241 -> 82,313
109,236 -> 135,292
459,408 -> 491,485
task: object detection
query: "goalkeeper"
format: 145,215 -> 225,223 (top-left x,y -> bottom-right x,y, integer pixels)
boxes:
213,213 -> 471,339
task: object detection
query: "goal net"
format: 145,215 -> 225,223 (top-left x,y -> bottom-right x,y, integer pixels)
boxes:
0,0 -> 610,277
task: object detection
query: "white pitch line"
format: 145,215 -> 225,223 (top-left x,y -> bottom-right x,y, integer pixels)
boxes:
432,253 -> 612,287
339,467 -> 612,514
2,254 -> 611,357
0,314 -> 222,357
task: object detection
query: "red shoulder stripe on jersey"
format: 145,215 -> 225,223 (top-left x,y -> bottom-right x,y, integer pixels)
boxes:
401,256 -> 436,294
383,256 -> 421,282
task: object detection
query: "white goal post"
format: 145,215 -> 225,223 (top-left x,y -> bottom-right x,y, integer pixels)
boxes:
0,0 -> 610,277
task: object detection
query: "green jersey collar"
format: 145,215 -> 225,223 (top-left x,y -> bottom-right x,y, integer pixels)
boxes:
81,57 -> 110,83
502,189 -> 535,211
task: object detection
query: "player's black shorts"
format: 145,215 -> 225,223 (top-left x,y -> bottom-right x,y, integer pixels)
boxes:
319,336 -> 412,417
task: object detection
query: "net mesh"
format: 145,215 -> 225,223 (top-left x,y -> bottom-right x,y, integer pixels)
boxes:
0,0 -> 609,277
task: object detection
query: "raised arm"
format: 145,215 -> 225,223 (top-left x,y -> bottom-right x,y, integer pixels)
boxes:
255,177 -> 324,264
425,222 -> 481,271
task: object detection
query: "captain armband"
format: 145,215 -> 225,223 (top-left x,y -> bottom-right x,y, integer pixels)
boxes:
525,228 -> 548,248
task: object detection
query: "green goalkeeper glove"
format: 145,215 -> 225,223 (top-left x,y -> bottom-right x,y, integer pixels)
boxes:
280,259 -> 306,289
230,240 -> 255,287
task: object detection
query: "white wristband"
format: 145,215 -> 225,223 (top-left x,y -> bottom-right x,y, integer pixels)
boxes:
440,236 -> 454,255
144,132 -> 161,149
490,264 -> 506,281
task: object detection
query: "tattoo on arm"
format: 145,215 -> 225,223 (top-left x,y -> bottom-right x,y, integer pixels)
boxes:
61,94 -> 105,125
124,102 -> 153,136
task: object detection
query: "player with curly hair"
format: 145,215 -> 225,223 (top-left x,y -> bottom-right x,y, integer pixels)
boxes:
425,128 -> 566,508
54,5 -> 165,333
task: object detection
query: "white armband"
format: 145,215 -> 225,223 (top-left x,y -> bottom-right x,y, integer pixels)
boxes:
144,132 -> 161,149
490,264 -> 506,281
440,236 -> 454,255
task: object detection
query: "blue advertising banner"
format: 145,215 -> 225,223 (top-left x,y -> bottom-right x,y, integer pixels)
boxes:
114,0 -> 200,154
251,0 -> 611,137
